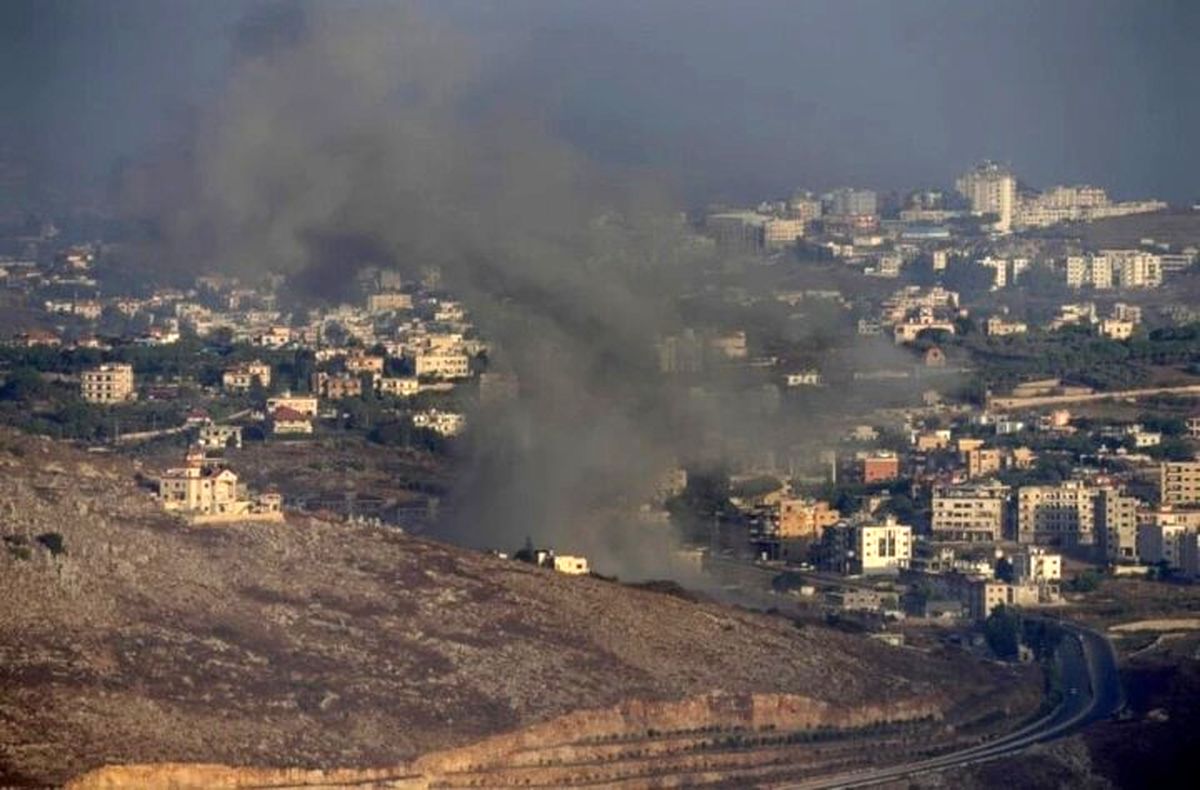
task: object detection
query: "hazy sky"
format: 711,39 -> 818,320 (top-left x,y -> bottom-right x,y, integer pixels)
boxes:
2,0 -> 1197,205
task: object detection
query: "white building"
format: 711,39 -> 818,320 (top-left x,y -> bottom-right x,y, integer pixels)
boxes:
412,409 -> 466,437
784,370 -> 823,387
852,519 -> 912,576
956,162 -> 1017,233
553,555 -> 590,575
1011,547 -> 1062,584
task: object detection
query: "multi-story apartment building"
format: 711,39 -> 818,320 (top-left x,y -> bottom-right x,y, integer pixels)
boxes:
266,393 -> 319,417
762,218 -> 805,249
788,192 -> 823,224
344,353 -> 385,376
376,376 -> 420,397
860,451 -> 900,483
222,360 -> 272,392
413,350 -> 470,380
365,291 -> 414,313
1016,481 -> 1097,548
80,363 -> 136,404
965,447 -> 1003,479
1137,522 -> 1191,569
252,326 -> 292,349
1069,251 -> 1163,289
1105,249 -> 1164,288
852,520 -> 912,576
312,372 -> 363,400
956,162 -> 1017,233
1011,546 -> 1062,585
1095,487 -> 1140,563
824,188 -> 878,218
1014,186 -> 1165,229
931,481 -> 1010,542
777,498 -> 840,540
1160,461 -> 1200,507
819,519 -> 913,576
1009,546 -> 1064,604
1065,255 -> 1114,289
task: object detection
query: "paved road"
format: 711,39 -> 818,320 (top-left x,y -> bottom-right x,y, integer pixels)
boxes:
113,408 -> 252,444
987,382 -> 1200,410
778,621 -> 1123,789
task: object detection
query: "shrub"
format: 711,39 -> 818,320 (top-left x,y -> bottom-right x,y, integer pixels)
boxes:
36,532 -> 66,556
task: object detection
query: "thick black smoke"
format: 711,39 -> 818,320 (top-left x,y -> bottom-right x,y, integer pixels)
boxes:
130,2 -> 918,577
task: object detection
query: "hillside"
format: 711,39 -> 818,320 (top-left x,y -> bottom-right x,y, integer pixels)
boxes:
0,428 -> 1036,787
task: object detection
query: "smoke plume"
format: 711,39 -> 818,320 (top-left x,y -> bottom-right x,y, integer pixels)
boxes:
130,1 -> 919,578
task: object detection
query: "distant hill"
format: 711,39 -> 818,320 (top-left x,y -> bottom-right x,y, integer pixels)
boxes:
0,428 -> 1034,787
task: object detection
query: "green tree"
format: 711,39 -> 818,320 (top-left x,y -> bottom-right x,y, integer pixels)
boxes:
0,368 -> 49,401
983,605 -> 1021,660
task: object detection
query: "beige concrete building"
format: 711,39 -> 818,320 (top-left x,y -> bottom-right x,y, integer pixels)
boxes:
366,292 -> 414,312
158,448 -> 282,524
552,555 -> 590,575
762,218 -> 805,249
984,316 -> 1028,336
312,371 -> 363,400
1095,487 -> 1140,563
1099,318 -> 1135,340
777,498 -> 840,540
266,393 -> 318,417
1016,481 -> 1097,548
965,447 -> 1003,479
1160,461 -> 1200,507
197,423 -> 243,451
1011,546 -> 1062,585
222,361 -> 272,392
1010,547 -> 1063,604
376,376 -> 420,397
931,481 -> 1010,542
344,353 -> 385,376
413,350 -> 470,380
967,578 -> 1041,620
80,363 -> 136,404
1105,249 -> 1164,289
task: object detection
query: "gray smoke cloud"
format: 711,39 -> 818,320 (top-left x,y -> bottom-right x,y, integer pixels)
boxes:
131,1 -> 920,578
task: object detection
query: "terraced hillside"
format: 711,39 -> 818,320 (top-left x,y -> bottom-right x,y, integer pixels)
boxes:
0,428 -> 1038,786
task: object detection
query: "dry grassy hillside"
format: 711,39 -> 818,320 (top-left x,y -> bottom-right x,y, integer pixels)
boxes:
0,428 -> 1027,786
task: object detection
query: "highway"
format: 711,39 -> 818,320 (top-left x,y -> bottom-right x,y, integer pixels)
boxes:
778,621 -> 1123,789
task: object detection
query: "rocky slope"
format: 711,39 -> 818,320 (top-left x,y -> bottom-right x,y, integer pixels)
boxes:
0,428 -> 1033,786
